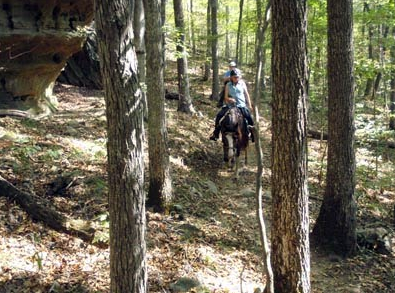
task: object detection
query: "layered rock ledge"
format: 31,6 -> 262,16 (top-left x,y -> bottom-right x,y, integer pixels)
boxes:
0,0 -> 93,117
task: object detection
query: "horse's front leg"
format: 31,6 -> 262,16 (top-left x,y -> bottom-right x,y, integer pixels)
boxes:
225,133 -> 235,170
235,154 -> 240,180
244,147 -> 248,165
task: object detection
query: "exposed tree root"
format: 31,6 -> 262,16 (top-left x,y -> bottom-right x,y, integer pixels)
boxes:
0,109 -> 32,118
0,175 -> 94,242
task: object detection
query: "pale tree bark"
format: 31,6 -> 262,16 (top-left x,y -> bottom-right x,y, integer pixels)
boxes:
95,1 -> 147,292
173,0 -> 195,113
390,28 -> 395,130
312,0 -> 357,257
363,17 -> 374,98
211,0 -> 219,101
236,0 -> 244,66
161,0 -> 167,68
203,1 -> 211,82
225,6 -> 230,60
271,0 -> 310,292
189,0 -> 196,56
253,0 -> 273,292
134,0 -> 147,116
144,0 -> 173,212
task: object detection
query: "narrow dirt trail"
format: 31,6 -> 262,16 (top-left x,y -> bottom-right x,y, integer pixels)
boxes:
0,83 -> 393,292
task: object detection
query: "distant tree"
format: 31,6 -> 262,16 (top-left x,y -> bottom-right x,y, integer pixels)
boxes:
203,1 -> 211,82
95,0 -> 147,292
173,0 -> 195,113
363,3 -> 374,99
236,0 -> 244,66
225,5 -> 230,60
144,0 -> 173,212
211,0 -> 219,101
134,0 -> 147,116
312,0 -> 357,257
271,0 -> 310,292
161,0 -> 167,68
189,0 -> 196,56
390,28 -> 395,130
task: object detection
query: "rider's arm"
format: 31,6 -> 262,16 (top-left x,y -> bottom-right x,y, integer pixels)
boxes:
224,84 -> 235,104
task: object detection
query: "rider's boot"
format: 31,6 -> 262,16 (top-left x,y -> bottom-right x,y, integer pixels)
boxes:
248,125 -> 255,143
209,127 -> 220,141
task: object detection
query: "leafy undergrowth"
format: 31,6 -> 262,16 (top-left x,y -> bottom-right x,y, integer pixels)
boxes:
0,74 -> 394,292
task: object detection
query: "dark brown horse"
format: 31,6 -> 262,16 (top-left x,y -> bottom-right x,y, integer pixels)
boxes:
220,106 -> 249,178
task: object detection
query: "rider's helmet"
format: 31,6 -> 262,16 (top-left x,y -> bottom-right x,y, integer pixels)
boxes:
230,68 -> 241,77
229,61 -> 236,67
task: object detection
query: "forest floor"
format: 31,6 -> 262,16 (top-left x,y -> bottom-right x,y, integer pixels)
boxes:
0,63 -> 394,292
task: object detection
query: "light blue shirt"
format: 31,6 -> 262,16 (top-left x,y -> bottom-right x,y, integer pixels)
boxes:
226,80 -> 248,108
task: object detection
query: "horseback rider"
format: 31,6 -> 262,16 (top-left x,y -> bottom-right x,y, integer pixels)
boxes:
223,61 -> 237,83
210,68 -> 254,142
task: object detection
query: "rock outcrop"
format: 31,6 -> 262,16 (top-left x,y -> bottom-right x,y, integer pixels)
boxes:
57,25 -> 102,90
0,0 -> 93,117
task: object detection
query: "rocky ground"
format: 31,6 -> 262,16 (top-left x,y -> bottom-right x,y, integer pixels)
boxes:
0,70 -> 394,292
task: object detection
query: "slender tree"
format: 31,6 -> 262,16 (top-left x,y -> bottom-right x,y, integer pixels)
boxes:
189,0 -> 196,56
203,1 -> 211,82
134,0 -> 147,116
211,0 -> 219,101
363,11 -> 374,98
271,0 -> 310,292
144,0 -> 173,212
161,0 -> 167,68
95,0 -> 147,292
173,0 -> 195,113
225,5 -> 230,60
254,1 -> 273,292
312,0 -> 357,257
236,0 -> 244,65
134,0 -> 145,78
390,28 -> 395,130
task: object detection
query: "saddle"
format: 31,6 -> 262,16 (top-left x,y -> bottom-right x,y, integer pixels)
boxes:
220,106 -> 246,134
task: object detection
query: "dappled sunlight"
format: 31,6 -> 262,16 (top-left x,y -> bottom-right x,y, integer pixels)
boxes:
0,62 -> 394,292
66,137 -> 106,159
170,155 -> 191,172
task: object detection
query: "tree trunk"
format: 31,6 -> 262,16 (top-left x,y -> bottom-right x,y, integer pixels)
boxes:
161,0 -> 167,69
236,0 -> 244,66
271,0 -> 310,292
173,0 -> 195,113
312,0 -> 357,257
211,0 -> 219,101
390,28 -> 395,130
225,6 -> 230,60
144,0 -> 173,213
95,0 -> 147,292
363,11 -> 374,99
190,0 -> 196,56
253,1 -> 273,292
134,0 -> 147,117
203,2 -> 211,82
